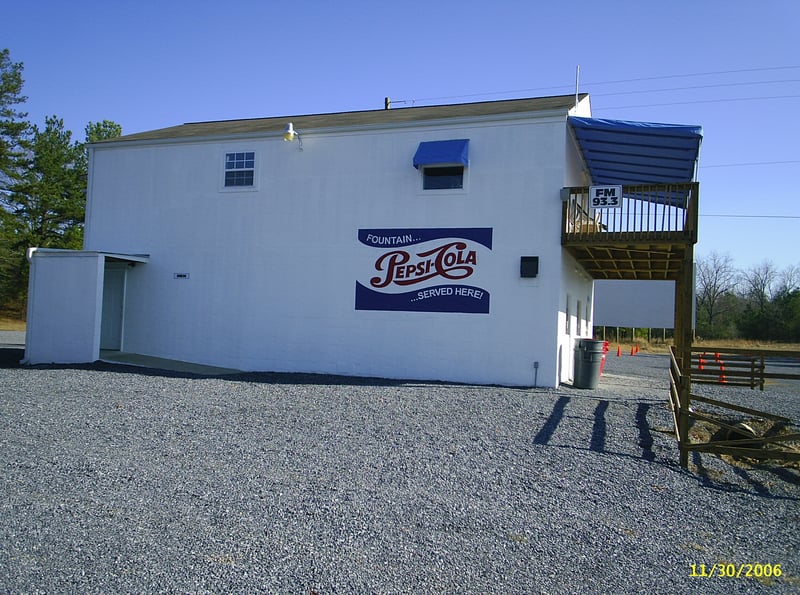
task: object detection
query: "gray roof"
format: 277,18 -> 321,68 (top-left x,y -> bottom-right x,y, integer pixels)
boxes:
104,94 -> 587,144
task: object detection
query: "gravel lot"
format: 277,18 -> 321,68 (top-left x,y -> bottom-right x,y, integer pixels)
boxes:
1,346 -> 798,594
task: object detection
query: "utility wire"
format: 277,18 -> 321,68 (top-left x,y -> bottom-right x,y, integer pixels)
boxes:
700,160 -> 800,168
600,94 -> 800,110
592,79 -> 800,97
699,214 -> 800,219
390,65 -> 800,106
581,65 -> 800,87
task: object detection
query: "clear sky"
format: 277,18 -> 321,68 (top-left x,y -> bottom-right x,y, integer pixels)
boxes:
5,0 -> 799,272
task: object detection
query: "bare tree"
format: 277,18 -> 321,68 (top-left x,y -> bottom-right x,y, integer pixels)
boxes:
740,260 -> 780,313
696,252 -> 738,337
776,264 -> 800,297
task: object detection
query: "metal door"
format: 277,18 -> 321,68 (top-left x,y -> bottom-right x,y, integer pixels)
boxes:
100,267 -> 126,350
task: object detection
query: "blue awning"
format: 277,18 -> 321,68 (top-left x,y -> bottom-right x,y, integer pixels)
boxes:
568,116 -> 702,186
413,139 -> 469,169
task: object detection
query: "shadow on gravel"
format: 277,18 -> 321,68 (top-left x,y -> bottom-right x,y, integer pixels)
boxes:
533,396 -> 658,462
636,403 -> 656,462
6,355 -> 471,388
691,451 -> 800,499
533,395 -> 570,445
531,393 -> 798,496
0,347 -> 23,368
590,400 -> 609,452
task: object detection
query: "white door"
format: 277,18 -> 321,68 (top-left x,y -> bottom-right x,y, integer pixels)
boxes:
101,267 -> 126,350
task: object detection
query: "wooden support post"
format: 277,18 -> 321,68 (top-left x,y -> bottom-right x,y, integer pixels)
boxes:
673,243 -> 695,469
674,246 -> 694,376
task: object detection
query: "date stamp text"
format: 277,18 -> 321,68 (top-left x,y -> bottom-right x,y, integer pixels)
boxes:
690,563 -> 782,579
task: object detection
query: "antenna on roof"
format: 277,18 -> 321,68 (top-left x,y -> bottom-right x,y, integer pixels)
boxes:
575,65 -> 580,109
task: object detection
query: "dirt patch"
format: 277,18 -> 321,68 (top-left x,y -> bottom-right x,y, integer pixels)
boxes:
689,414 -> 800,470
0,317 -> 25,331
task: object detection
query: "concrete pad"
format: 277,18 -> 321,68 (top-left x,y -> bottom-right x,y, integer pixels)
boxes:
0,331 -> 26,347
99,350 -> 241,376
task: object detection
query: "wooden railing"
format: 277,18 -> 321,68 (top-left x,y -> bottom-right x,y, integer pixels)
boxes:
562,182 -> 698,243
668,346 -> 800,468
669,346 -> 692,468
690,346 -> 800,391
691,350 -> 764,390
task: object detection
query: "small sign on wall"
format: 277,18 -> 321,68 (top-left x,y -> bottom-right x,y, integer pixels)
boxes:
589,185 -> 622,208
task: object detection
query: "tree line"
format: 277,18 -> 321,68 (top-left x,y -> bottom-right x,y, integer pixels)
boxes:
0,48 -> 121,316
696,252 -> 800,342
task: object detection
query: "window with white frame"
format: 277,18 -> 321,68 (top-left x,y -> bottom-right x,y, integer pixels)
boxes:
224,151 -> 255,187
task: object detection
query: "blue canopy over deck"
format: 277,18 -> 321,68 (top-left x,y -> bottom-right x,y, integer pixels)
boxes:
568,116 -> 702,206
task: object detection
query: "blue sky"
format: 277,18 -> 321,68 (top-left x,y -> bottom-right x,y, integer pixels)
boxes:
6,0 -> 799,272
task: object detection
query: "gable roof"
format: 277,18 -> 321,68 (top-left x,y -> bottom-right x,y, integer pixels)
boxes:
101,94 -> 587,144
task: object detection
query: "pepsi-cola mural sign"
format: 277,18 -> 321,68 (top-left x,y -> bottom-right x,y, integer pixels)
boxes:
356,228 -> 492,313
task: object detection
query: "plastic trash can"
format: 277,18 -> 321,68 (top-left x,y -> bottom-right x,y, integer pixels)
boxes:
574,339 -> 605,389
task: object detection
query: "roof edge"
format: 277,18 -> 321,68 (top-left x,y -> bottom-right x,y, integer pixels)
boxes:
98,94 -> 589,145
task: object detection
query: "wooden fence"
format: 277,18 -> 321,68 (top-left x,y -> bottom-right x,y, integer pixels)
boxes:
691,350 -> 764,390
690,346 -> 800,390
669,346 -> 800,468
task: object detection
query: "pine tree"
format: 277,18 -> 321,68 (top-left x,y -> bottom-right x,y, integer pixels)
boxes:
0,49 -> 32,315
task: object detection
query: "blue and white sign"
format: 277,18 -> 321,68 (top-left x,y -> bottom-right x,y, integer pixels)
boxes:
356,227 -> 492,313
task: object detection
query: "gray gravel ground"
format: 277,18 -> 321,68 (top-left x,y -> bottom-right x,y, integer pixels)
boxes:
1,347 -> 798,594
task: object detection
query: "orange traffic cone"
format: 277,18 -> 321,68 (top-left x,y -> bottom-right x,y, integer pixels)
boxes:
617,345 -> 622,357
630,346 -> 635,356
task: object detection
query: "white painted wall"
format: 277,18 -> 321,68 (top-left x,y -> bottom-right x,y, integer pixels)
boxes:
77,111 -> 584,385
25,251 -> 104,364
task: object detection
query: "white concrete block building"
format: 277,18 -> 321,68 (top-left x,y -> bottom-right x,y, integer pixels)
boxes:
25,95 -> 702,386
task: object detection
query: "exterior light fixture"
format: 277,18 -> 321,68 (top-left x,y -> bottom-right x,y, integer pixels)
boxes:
283,122 -> 303,150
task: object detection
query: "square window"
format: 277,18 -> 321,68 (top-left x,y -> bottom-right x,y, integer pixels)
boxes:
423,166 -> 464,190
224,151 -> 255,187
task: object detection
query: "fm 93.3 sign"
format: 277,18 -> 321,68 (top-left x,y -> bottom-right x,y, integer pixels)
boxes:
589,185 -> 622,208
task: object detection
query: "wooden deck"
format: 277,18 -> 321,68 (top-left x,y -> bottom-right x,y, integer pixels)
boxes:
562,183 -> 698,281
563,182 -> 699,417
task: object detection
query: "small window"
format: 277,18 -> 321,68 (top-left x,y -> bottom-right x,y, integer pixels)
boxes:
224,151 -> 255,187
585,298 -> 591,330
423,166 -> 464,190
565,294 -> 571,334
